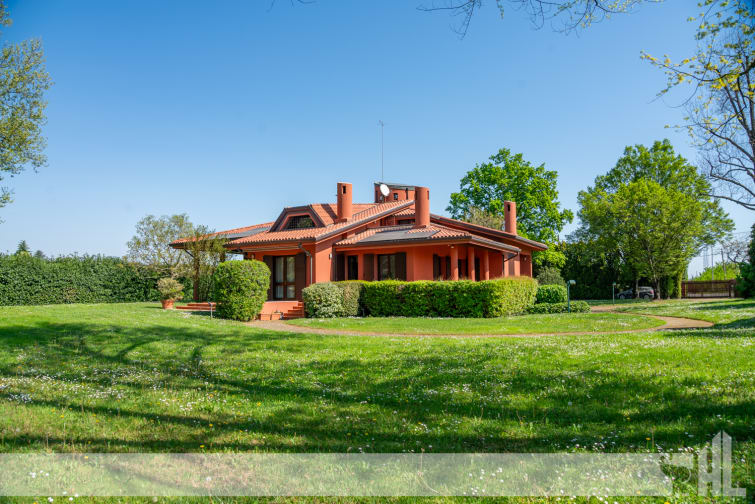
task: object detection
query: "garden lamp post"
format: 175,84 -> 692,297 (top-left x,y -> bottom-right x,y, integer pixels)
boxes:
567,280 -> 576,313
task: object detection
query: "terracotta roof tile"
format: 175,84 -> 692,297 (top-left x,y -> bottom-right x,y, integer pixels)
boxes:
226,200 -> 413,246
170,222 -> 273,246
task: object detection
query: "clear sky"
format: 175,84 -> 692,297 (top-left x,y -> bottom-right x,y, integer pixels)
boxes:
0,1 -> 751,275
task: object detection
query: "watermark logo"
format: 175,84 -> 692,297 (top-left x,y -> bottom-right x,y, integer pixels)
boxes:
697,431 -> 746,498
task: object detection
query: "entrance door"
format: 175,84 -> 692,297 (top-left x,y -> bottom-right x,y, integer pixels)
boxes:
273,256 -> 297,300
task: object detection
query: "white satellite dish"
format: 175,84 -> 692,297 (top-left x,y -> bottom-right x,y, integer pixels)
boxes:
379,183 -> 390,197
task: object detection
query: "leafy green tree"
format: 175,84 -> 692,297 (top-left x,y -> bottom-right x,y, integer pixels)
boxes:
0,2 -> 51,214
33,249 -> 44,260
447,148 -> 573,244
126,214 -> 196,276
735,223 -> 755,297
181,225 -> 227,302
643,0 -> 754,210
14,239 -> 29,256
578,140 -> 734,298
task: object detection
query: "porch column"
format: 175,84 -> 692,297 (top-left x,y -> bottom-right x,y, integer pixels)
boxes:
357,253 -> 364,280
483,249 -> 489,280
450,246 -> 459,280
468,247 -> 476,281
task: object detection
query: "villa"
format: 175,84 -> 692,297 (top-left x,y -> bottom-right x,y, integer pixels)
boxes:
171,181 -> 546,317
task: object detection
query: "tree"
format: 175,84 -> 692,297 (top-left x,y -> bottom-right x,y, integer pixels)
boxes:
14,239 -> 29,256
447,148 -> 573,244
33,249 -> 44,259
126,214 -> 196,276
0,2 -> 51,214
735,223 -> 755,297
643,0 -> 755,210
181,225 -> 227,302
577,140 -> 734,298
419,0 -> 647,37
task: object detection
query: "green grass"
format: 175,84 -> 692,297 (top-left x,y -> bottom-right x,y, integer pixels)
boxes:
286,312 -> 664,334
613,298 -> 755,327
0,302 -> 753,503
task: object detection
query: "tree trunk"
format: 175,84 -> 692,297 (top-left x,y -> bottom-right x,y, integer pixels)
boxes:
654,278 -> 661,299
635,276 -> 639,299
193,254 -> 200,302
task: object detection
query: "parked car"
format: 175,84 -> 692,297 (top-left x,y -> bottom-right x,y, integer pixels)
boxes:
617,286 -> 654,299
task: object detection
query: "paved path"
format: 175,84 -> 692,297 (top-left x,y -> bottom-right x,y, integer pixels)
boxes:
248,312 -> 713,338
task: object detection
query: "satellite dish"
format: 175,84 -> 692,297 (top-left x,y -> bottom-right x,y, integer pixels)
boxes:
379,183 -> 390,197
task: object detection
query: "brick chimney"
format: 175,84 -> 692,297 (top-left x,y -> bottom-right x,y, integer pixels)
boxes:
336,182 -> 353,222
414,186 -> 430,228
504,200 -> 517,235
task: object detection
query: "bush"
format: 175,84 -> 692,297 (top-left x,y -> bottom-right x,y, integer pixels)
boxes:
526,301 -> 590,314
157,278 -> 184,300
535,284 -> 567,304
360,277 -> 538,318
212,260 -> 270,321
337,280 -> 367,317
536,266 -> 566,286
0,254 -> 162,306
302,282 -> 344,318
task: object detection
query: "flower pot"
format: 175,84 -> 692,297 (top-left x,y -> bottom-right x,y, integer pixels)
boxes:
161,299 -> 175,310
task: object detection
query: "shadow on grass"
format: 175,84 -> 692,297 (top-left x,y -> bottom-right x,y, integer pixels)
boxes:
0,318 -> 753,454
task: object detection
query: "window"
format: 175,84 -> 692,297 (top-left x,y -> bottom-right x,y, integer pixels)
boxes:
378,252 -> 406,280
393,192 -> 398,200
273,256 -> 296,299
284,215 -> 315,230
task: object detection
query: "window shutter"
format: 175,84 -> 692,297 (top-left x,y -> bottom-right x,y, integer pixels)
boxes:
262,255 -> 274,301
445,256 -> 451,280
396,252 -> 407,280
364,254 -> 374,281
295,252 -> 306,299
336,253 -> 346,281
433,254 -> 440,280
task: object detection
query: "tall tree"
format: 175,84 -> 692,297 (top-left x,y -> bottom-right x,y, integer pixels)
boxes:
14,239 -> 29,256
643,0 -> 755,210
0,2 -> 51,214
126,214 -> 195,276
447,148 -> 573,266
735,223 -> 755,296
181,226 -> 227,302
577,140 -> 734,297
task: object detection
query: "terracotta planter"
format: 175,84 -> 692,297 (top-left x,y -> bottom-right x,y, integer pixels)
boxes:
161,299 -> 175,310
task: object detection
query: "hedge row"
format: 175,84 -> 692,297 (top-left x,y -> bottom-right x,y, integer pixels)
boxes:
0,254 -> 163,305
527,301 -> 590,314
535,284 -> 567,304
303,278 -> 538,318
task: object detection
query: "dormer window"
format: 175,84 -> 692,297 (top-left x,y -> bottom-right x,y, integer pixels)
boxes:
393,192 -> 398,200
284,215 -> 315,230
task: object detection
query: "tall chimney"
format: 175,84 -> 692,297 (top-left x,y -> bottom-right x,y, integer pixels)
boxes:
336,182 -> 353,222
504,200 -> 517,235
414,186 -> 430,228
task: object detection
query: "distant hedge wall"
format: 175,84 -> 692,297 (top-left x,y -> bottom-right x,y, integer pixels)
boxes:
0,254 -> 164,306
303,278 -> 538,318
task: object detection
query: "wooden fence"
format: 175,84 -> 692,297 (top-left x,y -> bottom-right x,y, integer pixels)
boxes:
681,280 -> 737,298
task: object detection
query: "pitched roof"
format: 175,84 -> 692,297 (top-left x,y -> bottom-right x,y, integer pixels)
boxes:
430,214 -> 548,251
225,200 -> 414,247
334,223 -> 521,253
170,222 -> 273,246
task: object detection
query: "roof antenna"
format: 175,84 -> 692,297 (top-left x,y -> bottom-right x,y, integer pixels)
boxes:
378,120 -> 384,182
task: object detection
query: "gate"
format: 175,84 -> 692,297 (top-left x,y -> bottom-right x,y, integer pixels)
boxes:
681,280 -> 737,298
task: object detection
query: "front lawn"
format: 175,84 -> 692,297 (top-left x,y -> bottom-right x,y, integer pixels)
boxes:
613,298 -> 755,327
0,301 -> 752,502
286,312 -> 664,334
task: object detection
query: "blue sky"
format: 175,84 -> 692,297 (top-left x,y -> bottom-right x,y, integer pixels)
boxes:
0,1 -> 750,274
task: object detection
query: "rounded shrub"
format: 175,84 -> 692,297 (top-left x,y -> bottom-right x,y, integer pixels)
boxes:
536,266 -> 566,287
535,284 -> 568,304
212,260 -> 270,321
157,278 -> 184,300
302,282 -> 344,318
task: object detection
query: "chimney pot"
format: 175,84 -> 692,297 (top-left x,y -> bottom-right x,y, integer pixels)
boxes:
414,186 -> 430,228
337,182 -> 353,222
504,200 -> 517,235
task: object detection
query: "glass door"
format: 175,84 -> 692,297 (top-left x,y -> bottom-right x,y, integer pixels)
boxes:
273,256 -> 296,300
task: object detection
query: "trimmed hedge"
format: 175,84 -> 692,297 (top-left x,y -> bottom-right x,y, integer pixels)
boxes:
535,284 -> 567,304
0,254 -> 162,305
212,260 -> 270,321
302,281 -> 367,318
303,278 -> 538,318
526,300 -> 590,314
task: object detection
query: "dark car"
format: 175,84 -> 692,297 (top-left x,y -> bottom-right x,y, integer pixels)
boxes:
617,286 -> 654,299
